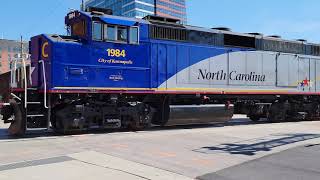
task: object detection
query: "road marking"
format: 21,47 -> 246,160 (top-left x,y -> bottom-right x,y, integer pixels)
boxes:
110,144 -> 129,149
191,158 -> 214,166
150,151 -> 177,158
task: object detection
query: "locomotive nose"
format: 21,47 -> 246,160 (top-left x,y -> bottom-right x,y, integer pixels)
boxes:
41,42 -> 49,59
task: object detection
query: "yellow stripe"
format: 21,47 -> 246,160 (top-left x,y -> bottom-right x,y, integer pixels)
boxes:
54,87 -> 297,93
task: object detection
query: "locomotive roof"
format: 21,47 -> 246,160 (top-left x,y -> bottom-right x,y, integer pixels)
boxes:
78,11 -> 151,25
68,10 -> 317,46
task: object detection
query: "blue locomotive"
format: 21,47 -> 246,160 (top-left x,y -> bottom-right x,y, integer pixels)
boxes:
1,7 -> 320,135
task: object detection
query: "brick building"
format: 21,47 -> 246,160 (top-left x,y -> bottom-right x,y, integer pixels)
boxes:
0,39 -> 29,75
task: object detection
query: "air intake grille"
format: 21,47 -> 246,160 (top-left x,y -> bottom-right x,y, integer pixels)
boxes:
151,26 -> 187,41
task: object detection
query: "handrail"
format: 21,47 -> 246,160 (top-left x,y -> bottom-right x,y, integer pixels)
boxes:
22,58 -> 27,108
10,61 -> 13,86
39,60 -> 48,109
10,59 -> 18,88
10,93 -> 22,101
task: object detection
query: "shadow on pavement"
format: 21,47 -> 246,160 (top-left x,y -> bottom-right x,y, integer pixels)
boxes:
305,143 -> 320,147
0,128 -> 8,138
194,133 -> 320,156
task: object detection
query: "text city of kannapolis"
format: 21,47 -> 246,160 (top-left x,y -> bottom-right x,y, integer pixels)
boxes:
198,69 -> 266,82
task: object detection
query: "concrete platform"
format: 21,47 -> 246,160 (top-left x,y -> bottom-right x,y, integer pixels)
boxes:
0,115 -> 319,179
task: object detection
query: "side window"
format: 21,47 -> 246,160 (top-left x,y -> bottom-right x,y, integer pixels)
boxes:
103,24 -> 108,40
117,26 -> 128,42
106,25 -> 116,41
92,22 -> 102,41
95,23 -> 138,44
130,27 -> 139,44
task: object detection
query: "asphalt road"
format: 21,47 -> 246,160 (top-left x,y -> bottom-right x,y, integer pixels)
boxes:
0,115 -> 319,180
198,144 -> 320,180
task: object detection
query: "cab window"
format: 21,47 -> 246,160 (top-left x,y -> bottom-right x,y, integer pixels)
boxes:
105,25 -> 116,41
117,26 -> 128,42
92,22 -> 102,40
93,23 -> 139,44
130,27 -> 139,44
72,20 -> 86,37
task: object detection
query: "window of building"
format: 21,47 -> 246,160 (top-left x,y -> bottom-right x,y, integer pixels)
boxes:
92,22 -> 102,40
130,27 -> 139,44
117,26 -> 128,42
72,20 -> 86,37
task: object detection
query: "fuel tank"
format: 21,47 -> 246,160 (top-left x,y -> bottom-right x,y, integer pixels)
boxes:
166,104 -> 234,126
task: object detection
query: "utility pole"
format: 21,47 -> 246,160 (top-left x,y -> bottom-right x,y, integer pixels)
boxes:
20,35 -> 23,84
20,36 -> 23,60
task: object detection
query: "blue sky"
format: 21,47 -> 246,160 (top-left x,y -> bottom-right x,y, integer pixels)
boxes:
1,0 -> 320,43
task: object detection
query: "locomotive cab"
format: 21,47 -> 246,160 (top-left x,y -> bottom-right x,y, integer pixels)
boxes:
65,11 -> 89,42
65,10 -> 140,45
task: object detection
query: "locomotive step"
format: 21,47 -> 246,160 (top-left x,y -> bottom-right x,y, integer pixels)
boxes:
26,114 -> 45,118
27,102 -> 42,105
27,88 -> 38,91
26,128 -> 49,131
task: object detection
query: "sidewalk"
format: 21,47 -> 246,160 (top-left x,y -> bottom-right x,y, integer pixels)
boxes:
0,151 -> 192,180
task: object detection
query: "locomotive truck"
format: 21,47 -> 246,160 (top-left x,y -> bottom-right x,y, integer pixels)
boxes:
1,7 -> 320,136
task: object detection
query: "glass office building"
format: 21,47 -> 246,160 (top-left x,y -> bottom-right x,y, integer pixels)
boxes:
84,0 -> 187,24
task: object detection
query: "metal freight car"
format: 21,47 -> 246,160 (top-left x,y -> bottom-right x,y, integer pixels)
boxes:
1,8 -> 320,136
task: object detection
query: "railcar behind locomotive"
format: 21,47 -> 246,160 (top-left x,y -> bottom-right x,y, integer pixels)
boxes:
1,7 -> 320,136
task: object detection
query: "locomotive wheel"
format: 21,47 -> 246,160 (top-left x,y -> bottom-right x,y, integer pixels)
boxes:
129,104 -> 152,131
8,99 -> 26,136
268,103 -> 287,123
54,118 -> 69,134
129,117 -> 148,131
306,103 -> 320,121
51,104 -> 70,134
150,96 -> 170,126
249,116 -> 261,122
